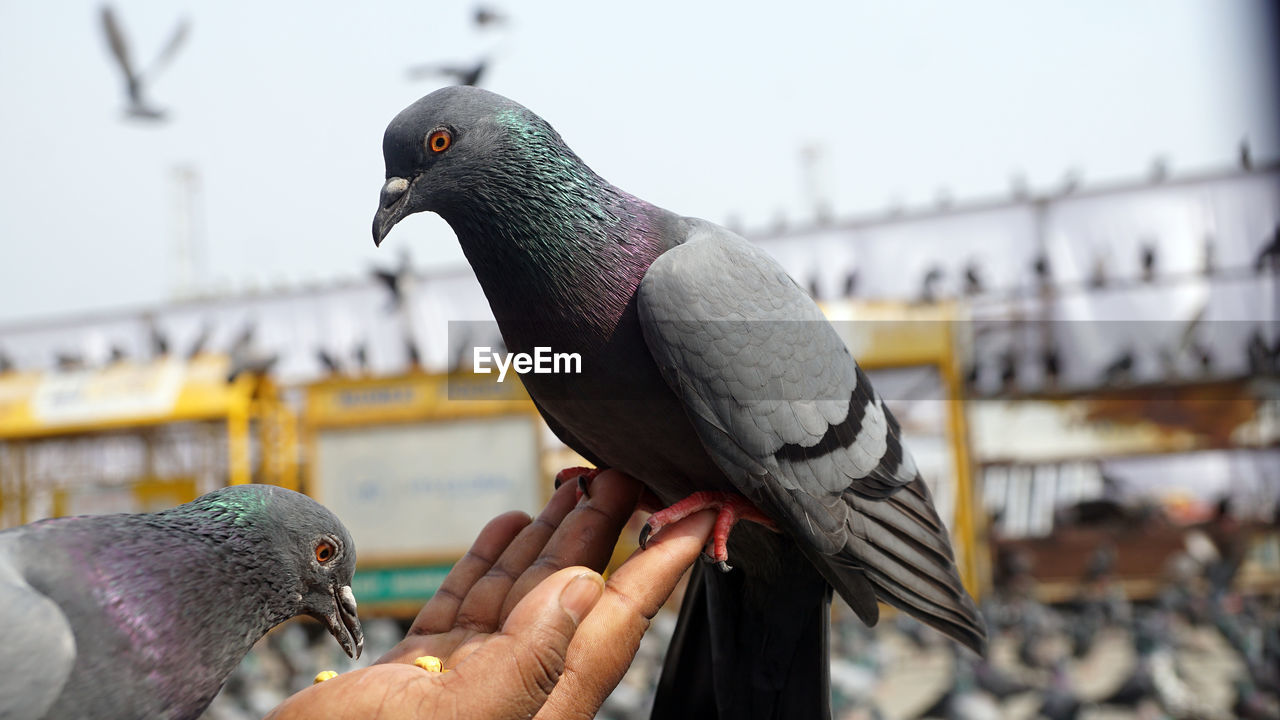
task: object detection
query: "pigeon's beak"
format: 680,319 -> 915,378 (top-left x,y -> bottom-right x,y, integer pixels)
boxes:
320,585 -> 364,659
373,176 -> 415,247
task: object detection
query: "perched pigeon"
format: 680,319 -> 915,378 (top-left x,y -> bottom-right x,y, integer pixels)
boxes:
0,484 -> 362,720
372,87 -> 985,719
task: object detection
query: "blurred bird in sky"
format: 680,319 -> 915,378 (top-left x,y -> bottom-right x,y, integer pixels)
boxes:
99,5 -> 190,121
406,58 -> 489,87
473,4 -> 509,28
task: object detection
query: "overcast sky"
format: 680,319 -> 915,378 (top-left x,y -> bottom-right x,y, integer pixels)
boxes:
0,0 -> 1275,325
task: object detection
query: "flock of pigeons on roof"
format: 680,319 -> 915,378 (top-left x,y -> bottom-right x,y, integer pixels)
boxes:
1,223 -> 1277,388
99,3 -> 507,122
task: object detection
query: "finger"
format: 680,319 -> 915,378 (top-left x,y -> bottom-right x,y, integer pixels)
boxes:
447,566 -> 605,720
535,509 -> 716,720
500,469 -> 643,621
453,478 -> 582,633
395,510 -> 532,643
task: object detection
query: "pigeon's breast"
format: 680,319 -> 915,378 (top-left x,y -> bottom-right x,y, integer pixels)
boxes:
514,311 -> 732,503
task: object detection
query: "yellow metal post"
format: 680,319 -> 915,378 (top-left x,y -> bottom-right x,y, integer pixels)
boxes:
942,328 -> 981,598
227,395 -> 251,485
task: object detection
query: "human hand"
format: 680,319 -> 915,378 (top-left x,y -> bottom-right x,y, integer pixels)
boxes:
265,469 -> 714,720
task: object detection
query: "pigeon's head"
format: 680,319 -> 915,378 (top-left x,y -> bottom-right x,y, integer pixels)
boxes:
372,86 -> 582,246
189,485 -> 365,659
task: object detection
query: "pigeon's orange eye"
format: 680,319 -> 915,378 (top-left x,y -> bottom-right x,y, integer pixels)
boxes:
315,541 -> 335,563
427,129 -> 452,153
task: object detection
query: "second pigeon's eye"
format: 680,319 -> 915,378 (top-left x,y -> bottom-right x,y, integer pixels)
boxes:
427,129 -> 452,153
315,541 -> 336,563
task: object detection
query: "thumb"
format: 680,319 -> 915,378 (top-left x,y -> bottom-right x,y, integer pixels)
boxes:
447,566 -> 605,719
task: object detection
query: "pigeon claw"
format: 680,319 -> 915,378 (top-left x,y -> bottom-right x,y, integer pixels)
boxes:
641,491 -> 777,567
554,466 -> 601,502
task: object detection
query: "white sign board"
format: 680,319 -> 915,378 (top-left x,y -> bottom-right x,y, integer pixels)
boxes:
314,415 -> 542,560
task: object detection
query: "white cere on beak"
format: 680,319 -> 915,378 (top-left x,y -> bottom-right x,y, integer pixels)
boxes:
340,585 -> 357,612
384,177 -> 409,196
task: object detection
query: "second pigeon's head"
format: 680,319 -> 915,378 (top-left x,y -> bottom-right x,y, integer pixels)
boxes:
372,86 -> 591,246
180,485 -> 364,659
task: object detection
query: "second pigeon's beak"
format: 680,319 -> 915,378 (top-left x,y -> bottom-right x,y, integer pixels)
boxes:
373,176 -> 414,247
320,585 -> 364,659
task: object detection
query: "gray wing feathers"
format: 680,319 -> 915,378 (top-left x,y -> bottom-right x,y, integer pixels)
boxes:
846,480 -> 985,650
0,548 -> 75,719
639,221 -> 909,498
638,221 -> 986,653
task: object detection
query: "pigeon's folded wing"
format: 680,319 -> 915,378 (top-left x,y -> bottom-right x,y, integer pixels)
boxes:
637,219 -> 986,652
0,551 -> 75,719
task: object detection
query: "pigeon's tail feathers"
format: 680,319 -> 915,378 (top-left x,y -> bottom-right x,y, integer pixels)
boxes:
653,533 -> 833,720
651,561 -> 717,720
842,477 -> 988,655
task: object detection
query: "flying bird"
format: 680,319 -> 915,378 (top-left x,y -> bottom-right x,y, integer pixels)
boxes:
372,87 -> 985,719
473,5 -> 509,27
406,58 -> 489,87
99,5 -> 189,121
0,484 -> 362,720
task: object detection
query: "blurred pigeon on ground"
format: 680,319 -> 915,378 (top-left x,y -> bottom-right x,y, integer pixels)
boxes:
0,484 -> 362,720
99,5 -> 189,121
372,87 -> 985,720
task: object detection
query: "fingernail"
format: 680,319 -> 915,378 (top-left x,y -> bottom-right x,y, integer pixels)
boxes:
559,571 -> 604,624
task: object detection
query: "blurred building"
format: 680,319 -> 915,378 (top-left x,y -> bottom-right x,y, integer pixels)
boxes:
1,162 -> 1278,607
